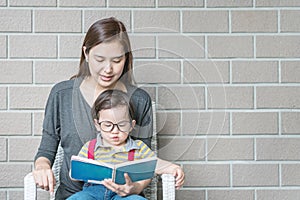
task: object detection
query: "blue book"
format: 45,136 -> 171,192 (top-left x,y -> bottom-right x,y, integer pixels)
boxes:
70,155 -> 157,185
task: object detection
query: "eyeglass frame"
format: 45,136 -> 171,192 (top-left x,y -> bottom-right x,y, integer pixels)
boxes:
97,120 -> 132,133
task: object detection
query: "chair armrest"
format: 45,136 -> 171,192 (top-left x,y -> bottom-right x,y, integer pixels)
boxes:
161,174 -> 175,200
24,172 -> 36,200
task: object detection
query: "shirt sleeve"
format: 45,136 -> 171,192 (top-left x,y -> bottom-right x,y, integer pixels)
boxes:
136,140 -> 156,159
129,88 -> 153,144
78,142 -> 89,158
34,86 -> 61,166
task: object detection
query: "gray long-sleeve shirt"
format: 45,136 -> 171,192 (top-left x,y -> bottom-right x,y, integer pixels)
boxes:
35,77 -> 153,199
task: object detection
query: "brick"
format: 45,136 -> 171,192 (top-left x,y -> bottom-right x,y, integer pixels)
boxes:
0,61 -> 32,84
109,0 -> 154,7
256,36 -> 300,58
134,11 -> 179,33
0,87 -> 7,109
9,138 -> 40,161
207,0 -> 253,7
281,10 -> 300,32
0,10 -> 31,32
33,112 -> 44,136
281,61 -> 300,83
282,164 -> 300,186
256,0 -> 300,7
59,35 -> 83,58
257,138 -> 300,160
35,10 -> 81,33
282,112 -> 300,135
0,36 -> 7,58
59,0 -> 105,7
184,164 -> 230,187
257,86 -> 300,108
84,11 -> 131,32
232,112 -> 278,135
233,164 -> 278,186
183,61 -> 229,83
175,190 -> 205,199
157,111 -> 180,135
9,0 -> 56,6
182,11 -> 228,33
134,61 -> 181,84
158,138 -> 205,161
130,35 -> 156,58
8,191 -> 22,200
257,190 -> 300,200
35,61 -> 78,84
0,113 -> 31,135
0,164 -> 31,187
207,86 -> 253,109
182,112 -> 229,135
208,190 -> 254,200
9,86 -> 51,109
208,36 -> 253,58
159,0 -> 204,7
232,61 -> 278,83
0,0 -> 6,6
158,86 -> 205,109
158,35 -> 205,58
10,35 -> 57,58
232,11 -> 277,33
0,191 -> 6,200
0,138 -> 7,161
207,138 -> 254,160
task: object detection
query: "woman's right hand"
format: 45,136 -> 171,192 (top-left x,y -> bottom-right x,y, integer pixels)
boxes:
32,157 -> 56,195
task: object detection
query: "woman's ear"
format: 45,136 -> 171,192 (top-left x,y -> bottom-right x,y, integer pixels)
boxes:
83,46 -> 88,60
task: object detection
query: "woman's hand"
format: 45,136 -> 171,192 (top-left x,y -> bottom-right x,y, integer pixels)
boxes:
32,157 -> 56,195
102,173 -> 151,197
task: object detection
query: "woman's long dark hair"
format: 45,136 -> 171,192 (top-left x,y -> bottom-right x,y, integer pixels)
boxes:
72,17 -> 134,85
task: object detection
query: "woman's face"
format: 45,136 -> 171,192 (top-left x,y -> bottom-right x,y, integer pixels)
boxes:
84,40 -> 126,89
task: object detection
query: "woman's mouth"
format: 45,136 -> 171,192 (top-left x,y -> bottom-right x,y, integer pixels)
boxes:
100,75 -> 113,82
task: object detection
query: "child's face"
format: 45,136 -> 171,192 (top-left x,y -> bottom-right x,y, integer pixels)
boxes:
94,105 -> 135,147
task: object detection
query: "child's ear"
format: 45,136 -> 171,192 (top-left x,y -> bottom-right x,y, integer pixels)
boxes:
83,46 -> 88,60
94,119 -> 101,130
131,120 -> 136,130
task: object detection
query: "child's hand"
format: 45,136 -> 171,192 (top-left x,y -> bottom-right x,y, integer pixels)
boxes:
156,158 -> 185,189
102,173 -> 151,196
171,165 -> 185,189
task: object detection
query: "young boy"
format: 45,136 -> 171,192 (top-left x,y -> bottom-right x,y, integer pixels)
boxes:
68,89 -> 184,200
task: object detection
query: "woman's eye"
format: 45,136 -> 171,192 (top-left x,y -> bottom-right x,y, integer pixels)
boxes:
113,60 -> 121,63
96,60 -> 104,63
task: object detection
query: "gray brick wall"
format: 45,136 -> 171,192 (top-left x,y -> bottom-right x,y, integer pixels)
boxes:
0,1 -> 300,200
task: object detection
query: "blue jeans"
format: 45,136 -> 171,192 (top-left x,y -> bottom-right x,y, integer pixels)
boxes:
67,183 -> 146,200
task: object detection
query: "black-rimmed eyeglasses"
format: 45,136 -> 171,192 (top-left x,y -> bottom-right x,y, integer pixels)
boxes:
97,121 -> 132,132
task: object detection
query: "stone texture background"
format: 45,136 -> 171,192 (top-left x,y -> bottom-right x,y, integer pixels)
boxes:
0,0 -> 300,199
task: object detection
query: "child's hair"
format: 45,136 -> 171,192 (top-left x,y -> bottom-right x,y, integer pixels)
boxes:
91,89 -> 134,120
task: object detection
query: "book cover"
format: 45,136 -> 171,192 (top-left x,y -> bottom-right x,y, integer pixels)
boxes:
70,155 -> 157,185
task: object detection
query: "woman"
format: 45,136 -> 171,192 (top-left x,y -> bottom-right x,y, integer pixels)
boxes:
33,17 -> 154,199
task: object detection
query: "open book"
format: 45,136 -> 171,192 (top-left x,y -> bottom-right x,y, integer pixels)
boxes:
70,155 -> 157,185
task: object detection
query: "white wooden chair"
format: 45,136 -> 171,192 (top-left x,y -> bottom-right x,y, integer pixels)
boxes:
24,102 -> 176,200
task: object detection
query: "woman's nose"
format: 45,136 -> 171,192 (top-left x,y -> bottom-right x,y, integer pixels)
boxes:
103,61 -> 113,73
